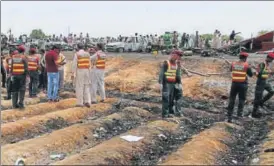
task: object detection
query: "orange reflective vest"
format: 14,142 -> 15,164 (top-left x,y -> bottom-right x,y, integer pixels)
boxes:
5,57 -> 11,71
28,55 -> 39,71
231,61 -> 248,83
164,60 -> 177,83
95,53 -> 106,69
12,54 -> 25,75
57,54 -> 65,65
77,54 -> 90,69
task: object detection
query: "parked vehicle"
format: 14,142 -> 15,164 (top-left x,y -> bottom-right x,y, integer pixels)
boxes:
106,36 -> 146,53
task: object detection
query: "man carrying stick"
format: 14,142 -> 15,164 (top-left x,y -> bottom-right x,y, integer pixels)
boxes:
158,50 -> 190,118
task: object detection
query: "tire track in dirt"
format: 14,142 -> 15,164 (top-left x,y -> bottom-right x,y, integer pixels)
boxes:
1,98 -> 118,145
256,129 -> 274,165
247,120 -> 274,165
217,118 -> 270,165
159,122 -> 242,165
107,91 -> 225,114
1,107 -> 154,165
51,119 -> 181,165
1,91 -> 75,110
1,98 -> 77,123
51,104 -> 226,165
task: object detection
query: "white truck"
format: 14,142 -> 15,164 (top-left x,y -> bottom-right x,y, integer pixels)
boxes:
106,36 -> 146,53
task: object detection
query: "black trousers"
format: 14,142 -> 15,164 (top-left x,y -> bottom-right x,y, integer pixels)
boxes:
1,65 -> 6,87
29,71 -> 39,96
38,67 -> 47,90
227,82 -> 248,118
6,76 -> 12,99
11,75 -> 26,108
253,80 -> 274,113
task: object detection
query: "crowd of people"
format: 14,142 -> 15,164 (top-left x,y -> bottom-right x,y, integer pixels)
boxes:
1,42 -> 106,109
1,30 -> 241,53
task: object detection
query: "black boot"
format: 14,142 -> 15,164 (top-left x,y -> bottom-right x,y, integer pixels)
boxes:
237,110 -> 243,119
261,92 -> 274,106
251,108 -> 262,119
18,90 -> 26,109
12,92 -> 19,109
4,95 -> 11,100
227,115 -> 233,123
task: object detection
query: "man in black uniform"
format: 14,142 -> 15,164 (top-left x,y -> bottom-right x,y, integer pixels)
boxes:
4,49 -> 17,100
158,50 -> 185,118
227,52 -> 253,123
10,45 -> 28,109
252,52 -> 274,118
1,51 -> 6,88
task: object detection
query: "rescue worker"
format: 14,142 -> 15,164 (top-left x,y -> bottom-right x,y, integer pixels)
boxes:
71,43 -> 91,107
10,45 -> 28,109
158,50 -> 184,118
1,52 -> 6,88
90,43 -> 106,104
252,52 -> 274,118
227,52 -> 253,123
4,49 -> 18,100
27,48 -> 40,97
57,51 -> 67,92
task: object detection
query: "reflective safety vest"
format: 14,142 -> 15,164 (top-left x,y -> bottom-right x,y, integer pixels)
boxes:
231,61 -> 248,83
259,62 -> 271,80
5,57 -> 12,71
12,54 -> 25,75
28,55 -> 39,71
77,54 -> 90,69
164,60 -> 177,83
95,53 -> 106,69
57,54 -> 65,65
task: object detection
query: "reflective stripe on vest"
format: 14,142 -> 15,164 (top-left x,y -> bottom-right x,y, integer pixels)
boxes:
5,58 -> 11,70
77,55 -> 90,69
28,56 -> 38,71
57,54 -> 65,64
164,60 -> 177,83
96,53 -> 106,69
261,62 -> 270,79
12,55 -> 25,75
231,61 -> 248,83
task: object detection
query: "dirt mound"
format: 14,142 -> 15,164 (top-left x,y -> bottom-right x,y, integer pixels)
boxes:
105,61 -> 159,93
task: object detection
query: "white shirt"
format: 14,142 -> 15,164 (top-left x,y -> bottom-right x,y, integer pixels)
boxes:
90,50 -> 107,69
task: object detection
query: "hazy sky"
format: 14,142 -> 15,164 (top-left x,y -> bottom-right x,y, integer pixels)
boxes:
1,1 -> 274,38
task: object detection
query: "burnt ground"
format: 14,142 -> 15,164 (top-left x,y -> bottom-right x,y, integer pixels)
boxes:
1,52 -> 273,165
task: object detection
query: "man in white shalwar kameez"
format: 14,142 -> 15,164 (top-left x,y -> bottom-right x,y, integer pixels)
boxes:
71,43 -> 91,107
90,43 -> 107,104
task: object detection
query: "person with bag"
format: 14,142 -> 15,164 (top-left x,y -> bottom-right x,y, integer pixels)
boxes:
158,50 -> 185,118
